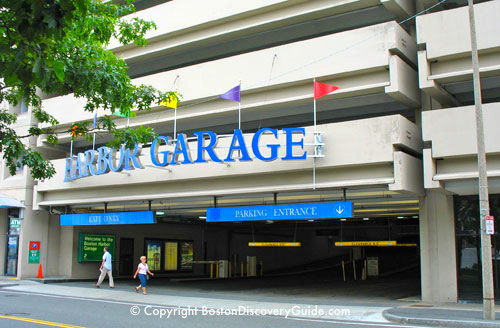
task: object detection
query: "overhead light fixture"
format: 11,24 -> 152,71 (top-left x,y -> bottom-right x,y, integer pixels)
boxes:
363,218 -> 370,221
397,216 -> 405,219
340,219 -> 347,221
199,216 -> 206,220
266,220 -> 274,224
308,219 -> 314,222
412,216 -> 418,219
156,211 -> 165,215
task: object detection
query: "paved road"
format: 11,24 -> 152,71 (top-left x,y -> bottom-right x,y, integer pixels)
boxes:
51,271 -> 421,307
0,289 -> 436,328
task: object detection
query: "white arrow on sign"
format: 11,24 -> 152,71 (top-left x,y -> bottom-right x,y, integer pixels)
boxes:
336,205 -> 344,215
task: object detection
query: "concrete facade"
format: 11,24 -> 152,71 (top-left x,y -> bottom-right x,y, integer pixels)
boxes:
1,0 -> 499,304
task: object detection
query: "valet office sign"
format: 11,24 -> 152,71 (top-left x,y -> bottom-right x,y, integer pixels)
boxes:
206,202 -> 353,222
60,211 -> 155,226
64,128 -> 309,182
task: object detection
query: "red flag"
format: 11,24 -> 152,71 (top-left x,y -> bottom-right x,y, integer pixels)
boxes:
314,82 -> 340,99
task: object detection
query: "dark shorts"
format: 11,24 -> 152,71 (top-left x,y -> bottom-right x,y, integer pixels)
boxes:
138,274 -> 147,287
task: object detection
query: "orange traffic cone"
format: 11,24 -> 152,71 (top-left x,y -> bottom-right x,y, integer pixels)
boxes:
36,264 -> 44,279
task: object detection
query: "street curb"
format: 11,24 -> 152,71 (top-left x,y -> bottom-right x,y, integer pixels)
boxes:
0,283 -> 19,288
382,309 -> 500,328
30,278 -> 94,284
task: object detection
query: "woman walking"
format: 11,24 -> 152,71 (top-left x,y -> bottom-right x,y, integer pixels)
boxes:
133,256 -> 154,295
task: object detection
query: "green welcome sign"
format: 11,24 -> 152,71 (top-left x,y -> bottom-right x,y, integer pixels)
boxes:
78,233 -> 115,262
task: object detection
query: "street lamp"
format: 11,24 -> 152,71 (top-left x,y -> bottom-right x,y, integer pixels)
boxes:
467,0 -> 495,320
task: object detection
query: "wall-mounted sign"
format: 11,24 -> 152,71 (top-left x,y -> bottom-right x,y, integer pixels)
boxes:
78,233 -> 115,262
248,242 -> 301,247
64,128 -> 308,182
9,218 -> 21,235
207,202 -> 353,222
367,257 -> 379,276
486,216 -> 495,235
335,241 -> 397,247
28,241 -> 40,264
60,211 -> 155,226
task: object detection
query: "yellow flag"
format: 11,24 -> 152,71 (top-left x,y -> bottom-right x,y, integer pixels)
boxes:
159,93 -> 178,109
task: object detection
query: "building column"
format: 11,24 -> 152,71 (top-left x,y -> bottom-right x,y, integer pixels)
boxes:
58,225 -> 74,277
0,209 -> 7,275
18,208 -> 49,278
46,214 -> 61,277
419,190 -> 458,303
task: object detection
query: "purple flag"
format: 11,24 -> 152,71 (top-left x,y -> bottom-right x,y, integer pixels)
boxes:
220,85 -> 241,102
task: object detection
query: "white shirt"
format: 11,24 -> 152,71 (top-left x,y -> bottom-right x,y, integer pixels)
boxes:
138,263 -> 148,275
102,251 -> 112,270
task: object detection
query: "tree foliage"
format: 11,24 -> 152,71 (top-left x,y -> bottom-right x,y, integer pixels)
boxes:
0,0 -> 178,180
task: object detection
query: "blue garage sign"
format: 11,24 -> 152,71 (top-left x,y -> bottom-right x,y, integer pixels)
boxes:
64,128 -> 309,182
60,211 -> 155,226
206,202 -> 353,222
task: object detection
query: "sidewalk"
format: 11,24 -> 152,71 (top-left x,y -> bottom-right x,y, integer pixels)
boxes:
0,278 -> 395,323
2,277 -> 500,326
0,276 -> 19,288
383,303 -> 500,328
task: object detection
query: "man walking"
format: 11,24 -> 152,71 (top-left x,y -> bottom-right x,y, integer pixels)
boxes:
95,247 -> 114,288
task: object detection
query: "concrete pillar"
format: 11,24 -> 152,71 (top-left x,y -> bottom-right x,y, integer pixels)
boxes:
46,214 -> 61,276
0,209 -> 7,275
58,225 -> 74,277
419,190 -> 458,303
18,208 -> 49,278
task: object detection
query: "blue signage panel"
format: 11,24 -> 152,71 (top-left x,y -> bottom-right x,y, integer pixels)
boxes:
60,211 -> 155,226
206,202 -> 353,222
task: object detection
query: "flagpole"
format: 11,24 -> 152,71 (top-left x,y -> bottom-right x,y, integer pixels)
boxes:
311,79 -> 339,190
174,107 -> 177,139
219,83 -> 241,130
313,77 -> 317,190
238,102 -> 241,130
171,75 -> 180,141
93,111 -> 97,151
313,77 -> 317,134
312,152 -> 316,190
238,81 -> 242,130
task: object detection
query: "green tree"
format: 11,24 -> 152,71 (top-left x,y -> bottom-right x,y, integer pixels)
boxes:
0,0 -> 178,180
